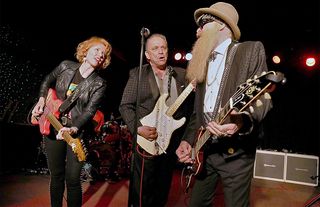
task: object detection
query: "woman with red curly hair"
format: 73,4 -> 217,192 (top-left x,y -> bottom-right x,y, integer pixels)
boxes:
31,36 -> 112,207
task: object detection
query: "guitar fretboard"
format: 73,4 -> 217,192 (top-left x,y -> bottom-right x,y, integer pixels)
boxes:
166,82 -> 194,117
47,112 -> 73,144
194,73 -> 275,154
46,112 -> 86,161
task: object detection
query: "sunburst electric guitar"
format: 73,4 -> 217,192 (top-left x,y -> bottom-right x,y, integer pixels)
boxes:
137,81 -> 196,155
31,88 -> 104,162
182,71 -> 286,192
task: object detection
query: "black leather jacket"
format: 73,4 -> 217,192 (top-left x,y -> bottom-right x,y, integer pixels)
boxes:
39,60 -> 107,131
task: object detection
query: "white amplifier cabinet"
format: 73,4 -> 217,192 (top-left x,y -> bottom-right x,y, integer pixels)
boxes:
254,150 -> 286,182
285,153 -> 319,186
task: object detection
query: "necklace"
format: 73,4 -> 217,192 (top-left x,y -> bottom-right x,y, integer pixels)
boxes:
206,50 -> 226,86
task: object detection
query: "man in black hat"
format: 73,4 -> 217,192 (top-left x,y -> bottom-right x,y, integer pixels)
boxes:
176,2 -> 272,206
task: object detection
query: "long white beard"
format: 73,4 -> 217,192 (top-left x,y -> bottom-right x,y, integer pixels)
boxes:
186,23 -> 222,83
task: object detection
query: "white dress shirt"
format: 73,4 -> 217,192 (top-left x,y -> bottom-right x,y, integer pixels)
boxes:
204,38 -> 231,113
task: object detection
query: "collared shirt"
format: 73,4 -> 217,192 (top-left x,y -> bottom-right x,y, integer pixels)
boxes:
152,68 -> 178,106
204,38 -> 231,113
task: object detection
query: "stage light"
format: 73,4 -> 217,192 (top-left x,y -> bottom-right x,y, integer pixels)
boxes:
174,52 -> 182,61
185,52 -> 192,61
272,55 -> 281,64
305,57 -> 316,67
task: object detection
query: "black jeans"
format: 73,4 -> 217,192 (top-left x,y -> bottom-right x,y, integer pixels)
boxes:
44,136 -> 83,207
131,146 -> 177,207
189,152 -> 255,207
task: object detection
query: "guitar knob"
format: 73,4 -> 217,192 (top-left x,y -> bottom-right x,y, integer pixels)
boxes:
249,106 -> 254,113
256,99 -> 263,107
264,92 -> 271,99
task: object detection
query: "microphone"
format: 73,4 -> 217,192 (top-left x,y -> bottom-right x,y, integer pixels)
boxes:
141,27 -> 150,38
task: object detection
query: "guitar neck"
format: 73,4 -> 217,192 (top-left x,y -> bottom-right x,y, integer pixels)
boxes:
46,113 -> 73,143
166,82 -> 194,117
194,81 -> 273,153
190,71 -> 285,180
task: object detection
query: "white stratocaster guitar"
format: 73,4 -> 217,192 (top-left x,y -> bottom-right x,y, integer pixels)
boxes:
137,80 -> 196,155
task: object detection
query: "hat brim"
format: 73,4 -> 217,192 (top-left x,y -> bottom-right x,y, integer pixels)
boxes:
194,8 -> 241,40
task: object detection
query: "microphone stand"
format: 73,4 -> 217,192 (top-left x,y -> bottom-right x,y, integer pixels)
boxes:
128,27 -> 149,207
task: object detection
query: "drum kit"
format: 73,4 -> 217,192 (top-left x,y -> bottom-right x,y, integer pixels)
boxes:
28,112 -> 133,183
81,118 -> 133,183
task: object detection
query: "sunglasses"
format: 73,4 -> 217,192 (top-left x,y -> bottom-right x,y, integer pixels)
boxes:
198,15 -> 224,28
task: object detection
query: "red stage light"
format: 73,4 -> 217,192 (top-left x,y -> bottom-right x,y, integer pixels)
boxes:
305,57 -> 316,67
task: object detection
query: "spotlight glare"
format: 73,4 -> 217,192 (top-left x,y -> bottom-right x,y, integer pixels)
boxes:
306,57 -> 316,67
174,52 -> 182,60
185,53 -> 192,60
272,55 -> 281,64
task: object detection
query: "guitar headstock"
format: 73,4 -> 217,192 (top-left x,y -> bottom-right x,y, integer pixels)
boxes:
231,71 -> 286,113
69,138 -> 87,162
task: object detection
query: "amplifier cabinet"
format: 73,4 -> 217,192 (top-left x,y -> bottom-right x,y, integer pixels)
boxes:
285,153 -> 319,186
254,150 -> 286,182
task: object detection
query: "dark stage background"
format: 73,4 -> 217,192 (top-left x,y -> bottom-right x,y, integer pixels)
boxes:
0,0 -> 319,172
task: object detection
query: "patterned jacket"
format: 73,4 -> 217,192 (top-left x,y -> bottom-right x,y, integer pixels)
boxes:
182,41 -> 273,158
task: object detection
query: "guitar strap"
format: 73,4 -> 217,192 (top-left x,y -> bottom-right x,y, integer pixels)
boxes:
58,72 -> 98,115
205,42 -> 240,125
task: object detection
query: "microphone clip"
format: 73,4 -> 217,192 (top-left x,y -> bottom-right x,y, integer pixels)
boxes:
141,27 -> 150,38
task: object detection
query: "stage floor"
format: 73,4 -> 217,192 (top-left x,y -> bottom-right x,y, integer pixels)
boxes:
0,169 -> 319,207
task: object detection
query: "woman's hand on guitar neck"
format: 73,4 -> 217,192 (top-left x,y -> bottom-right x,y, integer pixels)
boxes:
176,140 -> 193,163
56,127 -> 79,140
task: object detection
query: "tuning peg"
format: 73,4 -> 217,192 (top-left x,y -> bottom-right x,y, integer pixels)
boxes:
249,106 -> 254,113
256,99 -> 263,107
254,75 -> 258,79
261,71 -> 267,75
264,92 -> 271,99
